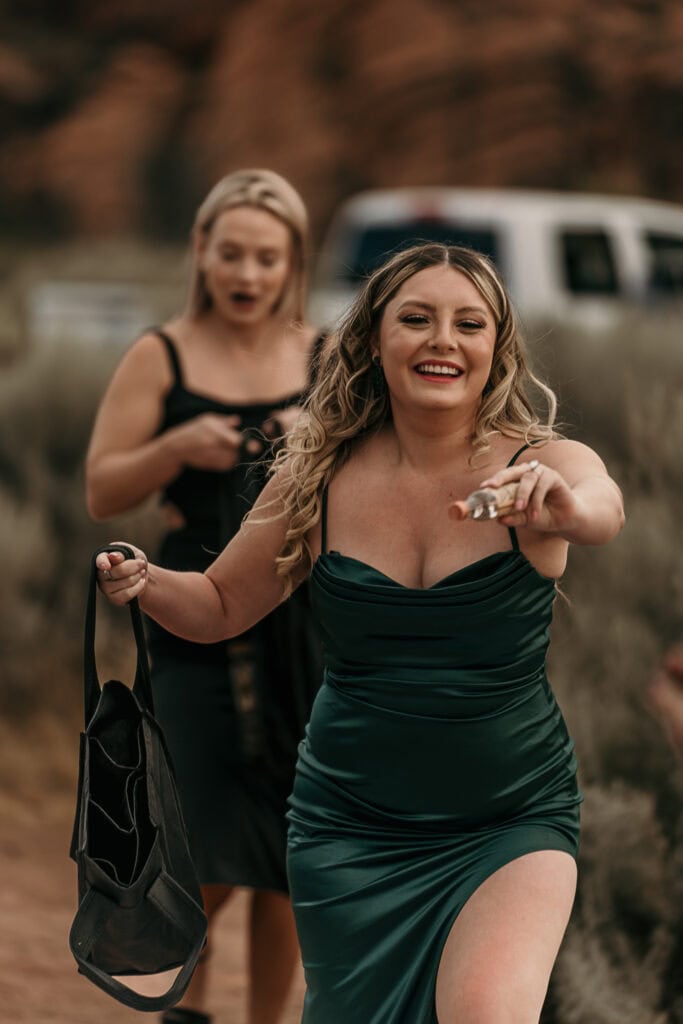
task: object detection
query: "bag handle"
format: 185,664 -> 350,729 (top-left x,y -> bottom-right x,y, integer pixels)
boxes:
69,871 -> 207,1011
84,545 -> 155,726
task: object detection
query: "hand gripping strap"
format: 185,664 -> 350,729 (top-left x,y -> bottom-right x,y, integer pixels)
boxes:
84,544 -> 154,725
68,872 -> 207,1012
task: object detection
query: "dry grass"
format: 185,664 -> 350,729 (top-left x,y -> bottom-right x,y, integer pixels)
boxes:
0,312 -> 682,1019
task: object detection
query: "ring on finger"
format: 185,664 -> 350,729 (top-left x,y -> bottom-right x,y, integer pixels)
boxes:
528,459 -> 542,473
102,569 -> 112,581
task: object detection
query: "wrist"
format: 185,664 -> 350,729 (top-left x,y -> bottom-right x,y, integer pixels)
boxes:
159,425 -> 188,473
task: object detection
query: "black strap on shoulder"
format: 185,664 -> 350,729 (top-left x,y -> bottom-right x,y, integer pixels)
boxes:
153,329 -> 183,387
504,439 -> 542,550
320,486 -> 328,554
507,438 -> 541,467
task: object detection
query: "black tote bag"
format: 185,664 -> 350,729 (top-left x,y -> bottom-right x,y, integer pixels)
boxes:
69,545 -> 207,1011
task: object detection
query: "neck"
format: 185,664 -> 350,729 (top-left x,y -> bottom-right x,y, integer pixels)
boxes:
196,308 -> 289,353
386,403 -> 478,472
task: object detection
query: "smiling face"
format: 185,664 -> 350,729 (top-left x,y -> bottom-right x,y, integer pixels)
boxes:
375,263 -> 498,420
196,205 -> 293,326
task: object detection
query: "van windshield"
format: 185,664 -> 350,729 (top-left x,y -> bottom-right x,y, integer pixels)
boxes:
341,221 -> 500,282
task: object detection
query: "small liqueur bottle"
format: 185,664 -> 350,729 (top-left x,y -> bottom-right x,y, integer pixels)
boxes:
449,482 -> 519,521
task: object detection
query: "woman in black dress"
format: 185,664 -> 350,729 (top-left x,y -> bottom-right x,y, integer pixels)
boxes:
85,169 -> 322,1024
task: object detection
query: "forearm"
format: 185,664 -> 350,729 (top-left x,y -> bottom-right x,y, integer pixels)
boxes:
558,476 -> 625,545
138,563 -> 232,643
86,431 -> 185,519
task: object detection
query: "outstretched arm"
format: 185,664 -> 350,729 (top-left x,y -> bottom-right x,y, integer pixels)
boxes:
96,472 -> 306,642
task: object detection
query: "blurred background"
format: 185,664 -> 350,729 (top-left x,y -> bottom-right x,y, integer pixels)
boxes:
1,1 -> 682,1022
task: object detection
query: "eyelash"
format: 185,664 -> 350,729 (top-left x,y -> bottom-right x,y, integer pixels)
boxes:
399,315 -> 485,330
219,252 -> 280,266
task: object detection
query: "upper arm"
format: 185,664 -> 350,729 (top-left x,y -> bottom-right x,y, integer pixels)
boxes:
205,469 -> 312,635
537,439 -> 615,489
86,332 -> 173,466
538,439 -> 624,527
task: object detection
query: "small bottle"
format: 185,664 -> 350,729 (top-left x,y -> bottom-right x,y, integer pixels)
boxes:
450,482 -> 519,521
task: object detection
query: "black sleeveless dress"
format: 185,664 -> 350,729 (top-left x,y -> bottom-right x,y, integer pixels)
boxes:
146,330 -> 323,892
287,445 -> 581,1022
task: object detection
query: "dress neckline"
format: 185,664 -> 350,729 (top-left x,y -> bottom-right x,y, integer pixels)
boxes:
169,379 -> 304,412
315,549 -> 556,591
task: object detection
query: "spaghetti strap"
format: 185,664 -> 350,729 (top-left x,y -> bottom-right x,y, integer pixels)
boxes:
505,440 -> 542,550
507,438 -> 541,468
320,487 -> 329,554
153,328 -> 183,387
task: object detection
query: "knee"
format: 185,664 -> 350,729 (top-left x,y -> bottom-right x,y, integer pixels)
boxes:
438,971 -> 545,1024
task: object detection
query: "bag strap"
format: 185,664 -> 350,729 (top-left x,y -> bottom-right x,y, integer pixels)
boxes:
68,871 -> 207,1011
84,545 -> 155,726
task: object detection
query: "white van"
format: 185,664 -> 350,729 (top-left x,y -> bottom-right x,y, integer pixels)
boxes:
309,188 -> 683,329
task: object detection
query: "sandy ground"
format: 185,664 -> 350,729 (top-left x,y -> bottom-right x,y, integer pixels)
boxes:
0,792 -> 305,1024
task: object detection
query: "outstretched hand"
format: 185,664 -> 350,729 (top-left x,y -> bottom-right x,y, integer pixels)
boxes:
96,544 -> 149,606
478,459 -> 581,533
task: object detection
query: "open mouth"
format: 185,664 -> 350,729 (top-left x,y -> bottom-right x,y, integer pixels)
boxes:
231,291 -> 259,305
414,362 -> 464,379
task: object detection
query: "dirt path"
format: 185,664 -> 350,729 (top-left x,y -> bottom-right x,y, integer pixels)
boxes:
0,795 -> 305,1024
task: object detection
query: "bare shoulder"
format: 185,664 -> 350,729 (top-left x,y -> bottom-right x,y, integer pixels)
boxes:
533,438 -> 609,477
111,329 -> 175,391
100,331 -> 178,403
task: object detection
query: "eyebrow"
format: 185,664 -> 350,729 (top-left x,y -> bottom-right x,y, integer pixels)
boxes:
396,300 -> 490,316
217,242 -> 282,253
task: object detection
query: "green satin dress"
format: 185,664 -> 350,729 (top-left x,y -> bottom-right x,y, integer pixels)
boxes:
287,451 -> 581,1024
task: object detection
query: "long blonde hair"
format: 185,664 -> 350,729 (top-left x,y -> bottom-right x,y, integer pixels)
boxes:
186,168 -> 309,322
268,243 -> 558,591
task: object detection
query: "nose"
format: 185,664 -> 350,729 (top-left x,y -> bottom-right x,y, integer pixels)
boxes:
234,257 -> 260,283
428,318 -> 457,351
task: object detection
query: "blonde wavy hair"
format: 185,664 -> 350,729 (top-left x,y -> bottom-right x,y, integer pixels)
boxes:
267,242 -> 559,592
186,168 -> 309,322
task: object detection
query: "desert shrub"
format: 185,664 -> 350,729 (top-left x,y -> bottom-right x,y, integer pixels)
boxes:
0,341 -> 162,724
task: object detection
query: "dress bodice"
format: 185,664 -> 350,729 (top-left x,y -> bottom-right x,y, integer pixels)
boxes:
294,458 -> 577,826
310,548 -> 556,717
155,330 -> 307,538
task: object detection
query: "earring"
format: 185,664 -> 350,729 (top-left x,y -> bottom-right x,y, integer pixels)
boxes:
371,355 -> 386,399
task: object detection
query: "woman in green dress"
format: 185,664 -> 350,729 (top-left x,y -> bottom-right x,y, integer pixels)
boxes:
96,243 -> 625,1024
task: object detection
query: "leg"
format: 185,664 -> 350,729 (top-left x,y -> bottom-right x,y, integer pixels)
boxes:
176,883 -> 234,1015
247,889 -> 300,1024
435,850 -> 577,1024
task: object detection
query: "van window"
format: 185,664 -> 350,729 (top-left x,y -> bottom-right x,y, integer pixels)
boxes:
644,232 -> 683,296
558,229 -> 619,295
342,221 -> 499,282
